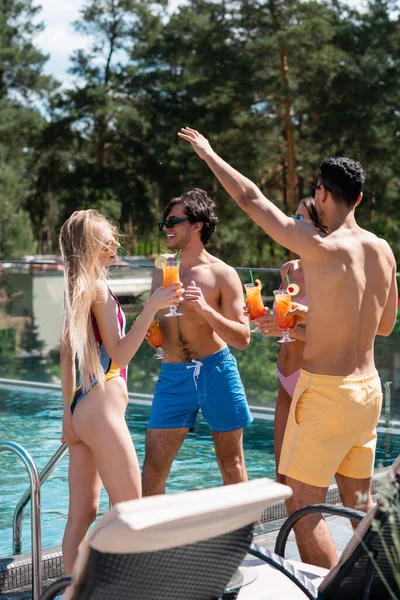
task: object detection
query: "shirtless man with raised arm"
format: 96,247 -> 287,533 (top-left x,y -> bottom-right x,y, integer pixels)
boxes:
178,127 -> 398,569
142,188 -> 252,496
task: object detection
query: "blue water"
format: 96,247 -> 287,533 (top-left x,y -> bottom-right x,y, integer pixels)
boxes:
0,386 -> 399,557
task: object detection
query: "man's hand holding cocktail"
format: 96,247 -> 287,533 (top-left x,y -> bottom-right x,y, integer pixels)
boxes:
185,280 -> 209,314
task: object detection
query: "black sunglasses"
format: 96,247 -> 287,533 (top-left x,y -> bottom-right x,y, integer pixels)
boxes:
158,217 -> 189,232
310,183 -> 333,198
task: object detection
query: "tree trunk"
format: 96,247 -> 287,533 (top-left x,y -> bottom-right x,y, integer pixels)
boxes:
370,189 -> 376,224
95,115 -> 107,167
46,185 -> 54,254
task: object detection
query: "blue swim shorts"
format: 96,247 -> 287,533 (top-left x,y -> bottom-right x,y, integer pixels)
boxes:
148,347 -> 253,432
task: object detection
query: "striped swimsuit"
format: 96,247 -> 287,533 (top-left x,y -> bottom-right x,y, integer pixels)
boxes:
70,287 -> 127,414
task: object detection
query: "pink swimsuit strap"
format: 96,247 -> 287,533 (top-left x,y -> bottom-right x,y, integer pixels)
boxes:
298,295 -> 308,307
275,266 -> 307,398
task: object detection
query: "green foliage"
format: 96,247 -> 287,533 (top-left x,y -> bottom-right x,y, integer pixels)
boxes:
0,157 -> 36,258
0,0 -> 399,264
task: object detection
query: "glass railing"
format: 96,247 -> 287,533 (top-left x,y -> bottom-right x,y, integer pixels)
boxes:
0,260 -> 398,419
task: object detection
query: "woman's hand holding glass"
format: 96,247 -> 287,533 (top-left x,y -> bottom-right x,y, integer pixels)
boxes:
244,304 -> 300,337
149,284 -> 184,312
284,302 -> 308,326
244,305 -> 282,337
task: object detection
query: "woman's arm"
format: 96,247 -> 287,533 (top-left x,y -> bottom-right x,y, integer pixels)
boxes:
60,336 -> 76,410
60,334 -> 77,443
92,281 -> 183,368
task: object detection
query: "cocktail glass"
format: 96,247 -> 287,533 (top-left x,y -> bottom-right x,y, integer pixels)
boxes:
147,320 -> 168,360
273,290 -> 295,343
244,283 -> 265,333
163,256 -> 183,317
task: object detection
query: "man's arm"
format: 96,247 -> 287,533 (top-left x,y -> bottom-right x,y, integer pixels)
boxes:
185,267 -> 250,350
377,251 -> 398,337
178,127 -> 325,258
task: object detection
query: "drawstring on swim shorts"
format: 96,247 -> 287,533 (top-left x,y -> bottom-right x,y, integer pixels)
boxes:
186,359 -> 203,389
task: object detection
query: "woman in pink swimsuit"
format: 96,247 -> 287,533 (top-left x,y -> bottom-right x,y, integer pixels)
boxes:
60,209 -> 183,572
253,197 -> 327,482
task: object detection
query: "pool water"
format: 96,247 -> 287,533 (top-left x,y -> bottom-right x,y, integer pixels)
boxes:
0,386 -> 399,557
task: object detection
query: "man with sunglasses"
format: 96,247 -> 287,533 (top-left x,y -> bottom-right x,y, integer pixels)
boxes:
178,127 -> 398,570
142,188 -> 253,496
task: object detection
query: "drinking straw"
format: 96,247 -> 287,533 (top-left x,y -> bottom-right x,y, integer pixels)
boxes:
286,274 -> 290,287
175,249 -> 181,265
249,270 -> 254,284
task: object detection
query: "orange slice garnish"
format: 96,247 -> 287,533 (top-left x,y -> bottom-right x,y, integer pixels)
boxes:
154,256 -> 168,269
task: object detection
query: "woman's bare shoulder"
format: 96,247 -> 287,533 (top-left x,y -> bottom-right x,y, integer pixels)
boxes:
94,279 -> 109,303
280,260 -> 298,277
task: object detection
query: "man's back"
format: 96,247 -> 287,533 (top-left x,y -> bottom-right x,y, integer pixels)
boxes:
302,225 -> 396,376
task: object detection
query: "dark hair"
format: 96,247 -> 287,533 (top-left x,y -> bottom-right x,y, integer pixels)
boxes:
299,197 -> 328,234
319,157 -> 365,208
163,188 -> 218,245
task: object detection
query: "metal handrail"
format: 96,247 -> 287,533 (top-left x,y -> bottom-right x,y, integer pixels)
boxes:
0,441 -> 42,600
384,381 -> 393,429
13,443 -> 68,555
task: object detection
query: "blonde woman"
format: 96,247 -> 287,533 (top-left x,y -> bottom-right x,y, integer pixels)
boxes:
60,209 -> 182,572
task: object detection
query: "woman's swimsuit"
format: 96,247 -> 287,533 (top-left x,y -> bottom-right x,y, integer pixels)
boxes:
275,295 -> 308,397
70,287 -> 127,414
275,262 -> 307,398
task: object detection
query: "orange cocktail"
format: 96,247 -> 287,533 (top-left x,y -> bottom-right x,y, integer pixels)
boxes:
244,284 -> 265,321
163,256 -> 183,317
273,290 -> 295,343
163,264 -> 180,287
147,320 -> 167,359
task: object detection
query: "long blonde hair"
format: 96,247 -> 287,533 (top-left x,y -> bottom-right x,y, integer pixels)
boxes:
60,210 -> 118,391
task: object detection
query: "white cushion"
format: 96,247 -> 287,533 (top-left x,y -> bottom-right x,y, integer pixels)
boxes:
237,555 -> 328,599
64,478 -> 292,600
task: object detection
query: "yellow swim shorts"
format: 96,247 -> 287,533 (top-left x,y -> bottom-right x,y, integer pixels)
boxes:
278,369 -> 383,488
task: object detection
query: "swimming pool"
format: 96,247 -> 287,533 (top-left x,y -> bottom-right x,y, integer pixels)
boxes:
0,385 -> 399,557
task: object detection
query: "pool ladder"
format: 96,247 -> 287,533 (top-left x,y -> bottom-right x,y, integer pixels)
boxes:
0,441 -> 68,600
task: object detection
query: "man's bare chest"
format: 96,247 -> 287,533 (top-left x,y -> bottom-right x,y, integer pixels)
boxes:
179,267 -> 220,304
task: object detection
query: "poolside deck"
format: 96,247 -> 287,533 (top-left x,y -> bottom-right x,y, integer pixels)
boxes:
0,515 -> 353,599
0,468 -> 387,600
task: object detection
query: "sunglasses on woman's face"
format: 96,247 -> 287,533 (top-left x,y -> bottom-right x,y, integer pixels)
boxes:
101,237 -> 119,252
158,217 -> 189,231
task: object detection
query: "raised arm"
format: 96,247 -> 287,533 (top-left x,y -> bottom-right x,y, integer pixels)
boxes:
178,128 -> 325,259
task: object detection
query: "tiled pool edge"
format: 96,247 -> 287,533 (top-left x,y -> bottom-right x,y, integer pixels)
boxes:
0,547 -> 63,594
